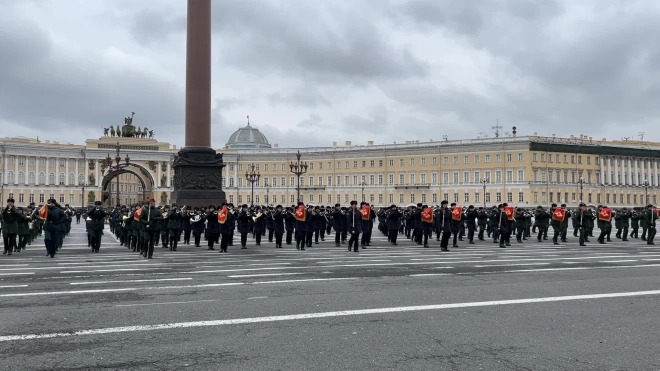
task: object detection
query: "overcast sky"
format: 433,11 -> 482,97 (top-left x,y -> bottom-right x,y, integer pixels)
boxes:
2,0 -> 660,149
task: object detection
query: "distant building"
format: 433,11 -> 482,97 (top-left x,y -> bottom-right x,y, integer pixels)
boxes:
0,129 -> 658,208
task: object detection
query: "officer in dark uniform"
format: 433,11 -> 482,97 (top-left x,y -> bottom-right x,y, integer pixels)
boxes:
88,201 -> 106,252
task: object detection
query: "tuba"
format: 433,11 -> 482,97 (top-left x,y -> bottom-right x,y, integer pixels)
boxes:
191,213 -> 202,223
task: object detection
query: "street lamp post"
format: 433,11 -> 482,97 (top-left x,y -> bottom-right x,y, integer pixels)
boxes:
360,181 -> 366,202
81,182 -> 87,209
264,179 -> 270,206
579,177 -> 584,204
105,142 -> 131,207
481,179 -> 487,208
245,163 -> 260,207
644,179 -> 649,205
289,151 -> 308,203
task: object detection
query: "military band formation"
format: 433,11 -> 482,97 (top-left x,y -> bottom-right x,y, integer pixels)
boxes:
1,196 -> 659,258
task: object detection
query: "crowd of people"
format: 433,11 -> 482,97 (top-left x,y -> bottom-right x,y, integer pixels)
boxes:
1,197 -> 658,258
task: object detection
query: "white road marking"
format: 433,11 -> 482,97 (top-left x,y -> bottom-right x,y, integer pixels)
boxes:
70,278 -> 193,285
60,268 -> 173,274
473,263 -> 552,268
0,272 -> 34,276
226,273 -> 304,278
599,260 -> 638,263
3,289 -> 658,342
0,277 -> 357,297
0,285 -> 28,288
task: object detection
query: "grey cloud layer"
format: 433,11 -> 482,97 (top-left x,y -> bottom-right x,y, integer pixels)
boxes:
1,0 -> 660,148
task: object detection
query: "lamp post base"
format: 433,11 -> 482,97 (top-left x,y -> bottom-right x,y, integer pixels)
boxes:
170,147 -> 226,207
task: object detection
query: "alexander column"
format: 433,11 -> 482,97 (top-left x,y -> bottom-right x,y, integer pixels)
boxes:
171,0 -> 226,206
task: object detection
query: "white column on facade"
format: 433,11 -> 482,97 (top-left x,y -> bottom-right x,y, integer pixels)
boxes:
24,156 -> 29,185
614,157 -> 619,185
157,161 -> 162,188
654,160 -> 658,187
75,158 -> 79,186
65,158 -> 70,186
85,159 -> 89,185
55,158 -> 60,185
45,158 -> 49,186
647,159 -> 653,186
14,156 -> 18,185
620,157 -> 626,186
166,161 -> 171,188
628,158 -> 633,185
607,157 -> 612,185
599,157 -> 605,184
634,159 -> 639,186
95,159 -> 99,187
35,157 -> 39,186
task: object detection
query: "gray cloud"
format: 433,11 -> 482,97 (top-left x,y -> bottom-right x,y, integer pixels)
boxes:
2,0 -> 660,150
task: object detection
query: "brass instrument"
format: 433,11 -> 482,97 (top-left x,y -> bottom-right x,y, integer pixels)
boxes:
252,212 -> 263,222
191,214 -> 203,223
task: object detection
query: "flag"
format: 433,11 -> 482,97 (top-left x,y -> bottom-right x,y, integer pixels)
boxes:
294,205 -> 306,222
421,208 -> 434,223
551,208 -> 566,222
598,208 -> 612,222
451,206 -> 462,221
133,206 -> 144,221
504,206 -> 515,221
360,205 -> 371,221
38,205 -> 48,220
218,206 -> 228,224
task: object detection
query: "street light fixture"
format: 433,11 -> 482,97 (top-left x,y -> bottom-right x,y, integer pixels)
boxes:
264,179 -> 270,206
245,163 -> 260,207
80,181 -> 87,209
578,177 -> 584,204
360,181 -> 366,202
481,178 -> 487,208
105,142 -> 130,207
289,151 -> 308,203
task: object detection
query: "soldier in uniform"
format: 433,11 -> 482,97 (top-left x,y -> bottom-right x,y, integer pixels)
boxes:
88,201 -> 106,252
574,202 -> 588,246
464,205 -> 477,244
140,198 -> 162,259
272,205 -> 285,248
2,198 -> 18,255
294,202 -> 308,250
438,200 -> 451,251
630,209 -> 640,239
644,204 -> 657,245
331,203 -> 345,247
252,206 -> 265,246
386,205 -> 401,245
347,200 -> 362,252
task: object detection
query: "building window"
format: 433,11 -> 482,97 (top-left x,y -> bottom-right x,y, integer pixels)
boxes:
474,171 -> 480,183
453,172 -> 459,184
362,160 -> 366,168
463,171 -> 469,184
7,171 -> 14,184
399,159 -> 404,167
59,173 -> 65,184
485,192 -> 491,203
453,193 -> 459,203
19,193 -> 24,203
518,192 -> 524,202
39,194 -> 44,203
389,194 -> 394,203
18,171 -> 25,184
506,170 -> 513,183
421,194 -> 426,203
28,172 -> 35,184
388,174 -> 394,185
432,194 -> 437,203
432,173 -> 438,185
443,157 -> 448,165
443,193 -> 449,202
370,160 -> 374,168
464,193 -> 469,203
496,170 -> 502,183
496,154 -> 502,162
410,158 -> 415,166
399,174 -> 404,184
533,153 -> 538,162
378,194 -> 383,204
485,155 -> 491,163
399,194 -> 404,203
474,155 -> 480,163
432,157 -> 437,165
420,173 -> 426,184
507,192 -> 513,202
69,194 -> 75,204
464,156 -> 469,164
453,156 -> 459,164
389,159 -> 394,167
518,153 -> 523,162
421,158 -> 426,166
475,193 -> 480,204
378,175 -> 383,185
506,153 -> 512,162
59,194 -> 65,203
517,170 -> 524,182
379,160 -> 383,167
496,192 -> 502,202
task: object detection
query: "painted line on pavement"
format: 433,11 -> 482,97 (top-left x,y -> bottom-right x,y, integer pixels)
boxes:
3,289 -> 659,342
0,285 -> 28,288
70,278 -> 194,285
227,273 -> 304,278
0,277 -> 357,297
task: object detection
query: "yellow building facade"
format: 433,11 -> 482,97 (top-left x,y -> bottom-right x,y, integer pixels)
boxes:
1,127 -> 659,209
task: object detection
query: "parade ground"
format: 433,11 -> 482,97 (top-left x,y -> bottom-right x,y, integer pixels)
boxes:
1,223 -> 660,370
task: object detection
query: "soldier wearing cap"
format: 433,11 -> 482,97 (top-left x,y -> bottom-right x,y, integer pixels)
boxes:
87,200 -> 106,253
574,202 -> 588,246
644,204 -> 657,245
331,203 -> 345,247
347,200 -> 362,252
2,198 -> 18,255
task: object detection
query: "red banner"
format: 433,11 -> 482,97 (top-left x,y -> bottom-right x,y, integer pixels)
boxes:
294,205 -> 306,222
218,206 -> 228,224
360,206 -> 371,221
133,206 -> 144,221
451,206 -> 462,221
598,208 -> 612,222
551,208 -> 566,222
38,205 -> 48,220
504,206 -> 515,221
421,208 -> 434,223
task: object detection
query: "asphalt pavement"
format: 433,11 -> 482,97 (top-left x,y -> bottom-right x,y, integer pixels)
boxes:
1,223 -> 660,370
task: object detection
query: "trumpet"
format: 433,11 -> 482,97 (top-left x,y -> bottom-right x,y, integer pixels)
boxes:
189,211 -> 195,216
191,214 -> 202,223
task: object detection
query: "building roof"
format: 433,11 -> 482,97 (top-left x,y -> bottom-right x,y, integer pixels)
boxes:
225,123 -> 271,149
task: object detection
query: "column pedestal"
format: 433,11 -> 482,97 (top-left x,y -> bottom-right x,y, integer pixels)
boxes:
171,147 -> 226,206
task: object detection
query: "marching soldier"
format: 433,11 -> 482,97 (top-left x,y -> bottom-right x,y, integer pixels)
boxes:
644,204 -> 657,245
272,205 -> 285,248
347,200 -> 362,252
88,201 -> 106,253
140,198 -> 162,259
